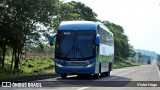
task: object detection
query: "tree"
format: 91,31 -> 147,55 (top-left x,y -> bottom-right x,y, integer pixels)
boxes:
0,0 -> 12,69
137,52 -> 142,62
59,2 -> 80,21
0,0 -> 59,70
53,1 -> 80,30
69,1 -> 97,21
53,1 -> 98,30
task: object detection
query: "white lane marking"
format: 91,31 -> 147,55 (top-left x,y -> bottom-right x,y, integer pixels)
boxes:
156,65 -> 160,78
77,87 -> 89,90
106,67 -> 144,81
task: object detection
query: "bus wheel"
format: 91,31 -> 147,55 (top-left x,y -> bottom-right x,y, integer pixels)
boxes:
77,74 -> 84,78
101,72 -> 105,77
104,63 -> 111,76
109,62 -> 113,71
61,74 -> 67,79
93,73 -> 99,79
104,71 -> 110,76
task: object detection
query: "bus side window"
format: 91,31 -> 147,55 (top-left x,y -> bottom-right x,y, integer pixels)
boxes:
99,27 -> 105,43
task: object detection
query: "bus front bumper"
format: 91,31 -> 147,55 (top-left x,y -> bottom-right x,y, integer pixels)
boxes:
55,65 -> 95,75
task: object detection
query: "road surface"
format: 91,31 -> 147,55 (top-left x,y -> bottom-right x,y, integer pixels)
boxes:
1,60 -> 160,90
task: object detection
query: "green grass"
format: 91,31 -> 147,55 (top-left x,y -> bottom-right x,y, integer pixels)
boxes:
113,60 -> 144,69
0,56 -> 55,80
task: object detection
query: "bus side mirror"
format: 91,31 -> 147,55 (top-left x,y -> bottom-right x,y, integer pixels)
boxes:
49,33 -> 56,46
96,34 -> 100,46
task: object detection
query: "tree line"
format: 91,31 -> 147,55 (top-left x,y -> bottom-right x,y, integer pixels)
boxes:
0,0 -> 134,70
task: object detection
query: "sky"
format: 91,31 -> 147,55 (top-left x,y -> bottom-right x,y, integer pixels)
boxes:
65,0 -> 160,54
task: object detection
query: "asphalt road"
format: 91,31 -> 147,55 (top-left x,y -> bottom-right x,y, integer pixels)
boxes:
1,60 -> 160,90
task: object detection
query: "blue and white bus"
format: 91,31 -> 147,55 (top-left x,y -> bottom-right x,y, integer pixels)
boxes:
50,21 -> 114,79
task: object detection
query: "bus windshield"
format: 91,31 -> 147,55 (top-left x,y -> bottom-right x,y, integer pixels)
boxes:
55,30 -> 96,60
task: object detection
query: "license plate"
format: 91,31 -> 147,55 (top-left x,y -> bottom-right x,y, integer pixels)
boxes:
70,70 -> 78,72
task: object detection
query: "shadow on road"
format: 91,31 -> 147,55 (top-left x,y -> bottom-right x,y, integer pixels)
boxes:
53,75 -> 132,87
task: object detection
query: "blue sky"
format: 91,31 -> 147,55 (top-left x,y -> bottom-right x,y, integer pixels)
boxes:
64,0 -> 160,54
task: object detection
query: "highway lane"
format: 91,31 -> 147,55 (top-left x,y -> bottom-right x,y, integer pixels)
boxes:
1,60 -> 160,90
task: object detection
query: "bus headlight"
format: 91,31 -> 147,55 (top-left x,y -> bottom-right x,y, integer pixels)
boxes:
85,63 -> 94,68
56,63 -> 64,67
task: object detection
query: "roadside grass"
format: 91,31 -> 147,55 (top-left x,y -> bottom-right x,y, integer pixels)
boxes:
0,56 -> 55,80
113,60 -> 144,69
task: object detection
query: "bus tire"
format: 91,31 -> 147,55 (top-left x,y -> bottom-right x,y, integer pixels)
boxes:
61,74 -> 67,79
104,63 -> 111,77
107,62 -> 112,76
93,73 -> 99,79
77,74 -> 84,78
109,62 -> 113,71
105,71 -> 110,76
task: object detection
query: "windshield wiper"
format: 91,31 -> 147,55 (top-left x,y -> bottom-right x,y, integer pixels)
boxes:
64,44 -> 74,58
76,45 -> 85,58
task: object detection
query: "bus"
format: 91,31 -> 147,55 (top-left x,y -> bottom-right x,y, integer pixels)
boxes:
50,21 -> 114,79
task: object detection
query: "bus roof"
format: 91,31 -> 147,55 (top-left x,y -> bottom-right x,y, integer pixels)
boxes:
58,21 -> 113,35
58,21 -> 98,30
